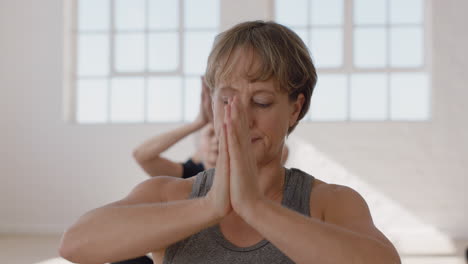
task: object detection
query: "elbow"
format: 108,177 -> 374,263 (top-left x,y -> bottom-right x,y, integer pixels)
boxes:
133,148 -> 143,163
389,250 -> 402,264
379,244 -> 401,264
58,228 -> 81,263
133,148 -> 155,165
58,226 -> 98,264
385,241 -> 401,264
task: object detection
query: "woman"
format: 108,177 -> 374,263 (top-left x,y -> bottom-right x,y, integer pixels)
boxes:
59,21 -> 400,264
132,76 -> 286,181
132,76 -> 218,179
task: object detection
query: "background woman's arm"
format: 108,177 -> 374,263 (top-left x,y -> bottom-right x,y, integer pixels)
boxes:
133,119 -> 206,177
133,77 -> 212,177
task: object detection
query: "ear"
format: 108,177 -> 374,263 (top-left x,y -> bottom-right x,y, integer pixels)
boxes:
289,93 -> 305,128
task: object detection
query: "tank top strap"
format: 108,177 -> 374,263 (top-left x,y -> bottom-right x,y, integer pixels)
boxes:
282,168 -> 315,217
190,168 -> 215,198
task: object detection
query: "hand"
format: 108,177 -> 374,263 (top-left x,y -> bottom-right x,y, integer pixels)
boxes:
225,96 -> 262,215
205,112 -> 231,219
194,76 -> 213,126
199,124 -> 218,169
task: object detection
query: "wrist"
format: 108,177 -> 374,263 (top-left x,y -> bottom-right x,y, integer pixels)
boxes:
237,197 -> 265,222
191,117 -> 206,130
202,195 -> 226,223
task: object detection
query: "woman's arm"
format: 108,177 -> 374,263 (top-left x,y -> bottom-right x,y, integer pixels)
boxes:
133,77 -> 212,177
239,184 -> 400,264
59,177 -> 220,264
133,119 -> 206,177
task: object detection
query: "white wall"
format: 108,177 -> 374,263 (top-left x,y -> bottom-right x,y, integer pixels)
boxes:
0,0 -> 466,249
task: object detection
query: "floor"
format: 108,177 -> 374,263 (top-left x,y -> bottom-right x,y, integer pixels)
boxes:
0,234 -> 465,264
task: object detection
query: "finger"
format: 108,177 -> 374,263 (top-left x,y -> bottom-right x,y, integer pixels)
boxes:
226,99 -> 242,160
218,106 -> 230,167
228,96 -> 247,150
217,122 -> 226,163
210,143 -> 218,152
222,123 -> 230,172
232,97 -> 248,134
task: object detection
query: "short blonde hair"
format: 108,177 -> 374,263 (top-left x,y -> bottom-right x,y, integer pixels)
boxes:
205,21 -> 317,133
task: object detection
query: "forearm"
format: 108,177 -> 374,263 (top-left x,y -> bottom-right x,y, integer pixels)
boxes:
60,198 -> 219,264
241,200 -> 400,264
134,120 -> 205,162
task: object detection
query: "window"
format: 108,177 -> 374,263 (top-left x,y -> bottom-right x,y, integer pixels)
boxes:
71,0 -> 220,123
275,0 -> 430,121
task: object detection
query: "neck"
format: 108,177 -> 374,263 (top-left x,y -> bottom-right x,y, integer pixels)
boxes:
256,158 -> 285,201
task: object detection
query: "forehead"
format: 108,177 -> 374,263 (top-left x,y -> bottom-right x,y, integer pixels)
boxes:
216,47 -> 280,93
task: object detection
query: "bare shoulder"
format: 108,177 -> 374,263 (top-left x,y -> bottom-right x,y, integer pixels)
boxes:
317,183 -> 371,223
108,176 -> 196,207
310,180 -> 396,249
310,180 -> 371,224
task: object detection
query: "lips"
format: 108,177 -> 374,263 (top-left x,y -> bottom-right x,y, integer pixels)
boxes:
251,137 -> 261,143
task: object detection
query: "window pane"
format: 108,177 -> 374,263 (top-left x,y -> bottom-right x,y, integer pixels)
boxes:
78,0 -> 109,31
184,77 -> 202,122
310,74 -> 347,121
390,27 -> 423,68
310,28 -> 343,68
115,0 -> 146,31
275,0 -> 308,27
149,32 -> 178,71
110,78 -> 145,122
354,0 -> 387,25
390,0 -> 423,24
354,28 -> 387,68
76,79 -> 108,123
149,0 -> 178,30
77,34 -> 109,76
184,31 -> 216,75
350,74 -> 388,120
184,0 -> 219,29
310,0 -> 343,26
115,33 -> 145,72
147,77 -> 183,122
390,73 -> 429,120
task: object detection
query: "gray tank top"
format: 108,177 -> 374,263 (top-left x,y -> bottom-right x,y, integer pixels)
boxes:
163,167 -> 315,264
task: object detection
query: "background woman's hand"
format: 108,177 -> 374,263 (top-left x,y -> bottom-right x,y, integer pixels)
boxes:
194,76 -> 213,126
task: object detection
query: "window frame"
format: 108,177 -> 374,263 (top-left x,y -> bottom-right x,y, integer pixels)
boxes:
65,0 -> 220,123
274,0 -> 432,122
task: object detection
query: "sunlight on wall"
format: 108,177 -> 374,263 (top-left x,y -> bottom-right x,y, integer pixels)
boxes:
401,256 -> 464,264
285,136 -> 457,256
35,257 -> 72,264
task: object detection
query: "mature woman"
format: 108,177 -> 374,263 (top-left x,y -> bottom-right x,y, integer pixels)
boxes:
59,21 -> 400,264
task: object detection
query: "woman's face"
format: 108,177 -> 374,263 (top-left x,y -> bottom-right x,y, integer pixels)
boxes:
211,48 -> 304,166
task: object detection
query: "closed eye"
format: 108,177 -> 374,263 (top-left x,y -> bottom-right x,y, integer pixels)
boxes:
255,102 -> 272,108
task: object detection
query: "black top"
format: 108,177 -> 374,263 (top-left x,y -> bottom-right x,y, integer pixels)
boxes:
181,159 -> 205,179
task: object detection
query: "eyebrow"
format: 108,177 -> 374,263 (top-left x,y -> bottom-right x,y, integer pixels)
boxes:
218,86 -> 236,93
218,86 -> 275,95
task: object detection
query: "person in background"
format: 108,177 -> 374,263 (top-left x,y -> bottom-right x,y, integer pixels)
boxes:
133,77 -> 218,180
